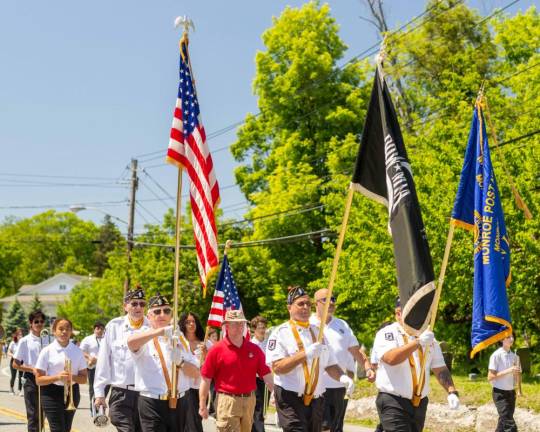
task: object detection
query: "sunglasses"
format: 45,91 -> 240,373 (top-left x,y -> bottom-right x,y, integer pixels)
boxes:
152,308 -> 172,316
317,296 -> 336,304
33,320 -> 45,325
130,301 -> 146,308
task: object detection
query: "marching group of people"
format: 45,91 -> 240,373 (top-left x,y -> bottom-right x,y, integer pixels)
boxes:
3,285 -> 521,432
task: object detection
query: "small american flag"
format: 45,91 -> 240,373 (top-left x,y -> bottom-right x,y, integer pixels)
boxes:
167,35 -> 220,294
207,255 -> 242,328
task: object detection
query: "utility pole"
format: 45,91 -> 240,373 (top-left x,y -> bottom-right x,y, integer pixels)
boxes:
124,158 -> 138,296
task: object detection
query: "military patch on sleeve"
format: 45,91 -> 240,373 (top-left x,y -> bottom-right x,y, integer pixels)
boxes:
268,340 -> 276,351
384,332 -> 394,341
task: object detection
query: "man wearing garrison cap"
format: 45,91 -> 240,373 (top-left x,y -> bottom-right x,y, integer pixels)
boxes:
94,287 -> 149,432
128,293 -> 199,432
266,286 -> 354,432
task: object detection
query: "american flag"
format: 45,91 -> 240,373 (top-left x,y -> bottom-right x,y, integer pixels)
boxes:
207,255 -> 242,328
166,35 -> 220,293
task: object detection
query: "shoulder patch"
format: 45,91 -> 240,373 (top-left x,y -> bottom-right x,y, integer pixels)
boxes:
268,340 -> 276,351
384,332 -> 395,341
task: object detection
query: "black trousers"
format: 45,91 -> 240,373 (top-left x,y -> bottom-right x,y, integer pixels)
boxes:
252,378 -> 268,432
40,383 -> 80,432
493,388 -> 517,432
109,387 -> 142,432
138,394 -> 189,432
274,385 -> 324,432
10,359 -> 23,391
322,387 -> 347,432
185,388 -> 203,432
376,392 -> 428,432
22,373 -> 40,432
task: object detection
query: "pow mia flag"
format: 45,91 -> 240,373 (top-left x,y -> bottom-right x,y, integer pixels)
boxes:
351,66 -> 436,336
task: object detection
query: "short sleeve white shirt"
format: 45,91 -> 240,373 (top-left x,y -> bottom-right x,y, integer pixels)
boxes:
373,322 -> 445,399
80,335 -> 103,370
8,341 -> 18,356
132,332 -> 196,395
266,321 -> 337,398
310,315 -> 359,389
14,333 -> 52,368
93,315 -> 149,398
251,336 -> 268,354
35,340 -> 87,386
488,347 -> 517,391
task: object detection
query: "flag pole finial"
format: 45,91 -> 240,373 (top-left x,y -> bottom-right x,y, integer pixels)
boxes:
174,15 -> 195,37
224,240 -> 233,256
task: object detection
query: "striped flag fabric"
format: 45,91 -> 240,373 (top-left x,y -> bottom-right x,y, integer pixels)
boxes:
166,35 -> 220,293
207,255 -> 242,328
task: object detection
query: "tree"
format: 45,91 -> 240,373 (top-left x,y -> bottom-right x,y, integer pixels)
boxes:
29,293 -> 43,314
93,215 -> 124,277
230,1 -> 372,320
2,298 -> 28,336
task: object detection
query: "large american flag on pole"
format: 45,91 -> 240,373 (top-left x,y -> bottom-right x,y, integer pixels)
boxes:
166,35 -> 220,293
207,255 -> 242,328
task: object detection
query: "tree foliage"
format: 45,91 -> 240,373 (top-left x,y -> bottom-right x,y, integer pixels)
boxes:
2,298 -> 28,336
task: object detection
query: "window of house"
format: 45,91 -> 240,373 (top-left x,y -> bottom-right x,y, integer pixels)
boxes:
59,284 -> 67,291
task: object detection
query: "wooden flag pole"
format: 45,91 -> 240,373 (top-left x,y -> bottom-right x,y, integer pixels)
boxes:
171,168 -> 183,403
413,221 -> 456,405
483,95 -> 532,220
305,187 -> 355,402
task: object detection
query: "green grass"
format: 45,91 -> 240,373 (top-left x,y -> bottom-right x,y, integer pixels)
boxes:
353,374 -> 540,412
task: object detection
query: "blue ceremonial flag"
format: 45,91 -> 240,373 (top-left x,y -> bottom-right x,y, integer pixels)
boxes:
451,103 -> 512,358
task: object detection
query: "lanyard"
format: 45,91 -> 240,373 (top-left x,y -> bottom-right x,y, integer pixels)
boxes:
289,321 -> 318,406
400,331 -> 425,407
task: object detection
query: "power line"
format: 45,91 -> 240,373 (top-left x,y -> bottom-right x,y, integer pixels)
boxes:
131,228 -> 334,250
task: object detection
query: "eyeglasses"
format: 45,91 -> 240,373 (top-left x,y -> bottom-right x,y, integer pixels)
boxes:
152,308 -> 172,316
185,320 -> 196,325
317,296 -> 336,304
32,320 -> 45,325
130,301 -> 146,308
294,301 -> 312,308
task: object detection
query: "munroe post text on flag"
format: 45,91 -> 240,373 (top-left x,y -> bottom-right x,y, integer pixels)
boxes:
166,35 -> 220,294
451,103 -> 512,358
351,66 -> 436,336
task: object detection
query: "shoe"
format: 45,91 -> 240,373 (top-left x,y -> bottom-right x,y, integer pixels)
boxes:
9,387 -> 14,395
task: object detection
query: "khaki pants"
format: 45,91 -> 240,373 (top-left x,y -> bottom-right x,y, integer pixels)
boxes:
216,392 -> 256,432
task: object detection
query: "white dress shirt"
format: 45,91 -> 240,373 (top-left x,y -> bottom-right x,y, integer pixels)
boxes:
93,315 -> 149,398
35,340 -> 87,386
14,332 -> 52,368
373,322 -> 445,399
132,332 -> 197,396
489,347 -> 518,391
266,321 -> 337,398
80,334 -> 103,370
310,314 -> 359,389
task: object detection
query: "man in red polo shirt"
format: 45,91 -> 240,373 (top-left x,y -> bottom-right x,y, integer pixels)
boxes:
199,310 -> 274,432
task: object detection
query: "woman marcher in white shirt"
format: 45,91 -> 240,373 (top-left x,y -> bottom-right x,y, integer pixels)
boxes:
35,318 -> 87,432
179,311 -> 206,432
8,329 -> 24,395
488,334 -> 520,432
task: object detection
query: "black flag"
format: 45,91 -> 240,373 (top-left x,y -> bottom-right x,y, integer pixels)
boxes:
352,67 -> 435,336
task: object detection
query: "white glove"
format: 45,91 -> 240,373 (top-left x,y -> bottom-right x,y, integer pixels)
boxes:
418,330 -> 434,348
162,325 -> 174,339
447,393 -> 460,410
172,346 -> 184,366
304,342 -> 323,361
339,375 -> 355,396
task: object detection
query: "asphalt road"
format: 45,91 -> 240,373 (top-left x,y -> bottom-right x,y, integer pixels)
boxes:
0,364 -> 370,431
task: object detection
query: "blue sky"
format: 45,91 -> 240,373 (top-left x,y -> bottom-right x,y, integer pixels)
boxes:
0,0 -> 536,233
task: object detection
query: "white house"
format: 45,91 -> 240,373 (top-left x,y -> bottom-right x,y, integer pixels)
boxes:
0,273 -> 91,317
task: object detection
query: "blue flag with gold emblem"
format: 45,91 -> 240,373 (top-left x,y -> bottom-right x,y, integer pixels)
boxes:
451,103 -> 512,358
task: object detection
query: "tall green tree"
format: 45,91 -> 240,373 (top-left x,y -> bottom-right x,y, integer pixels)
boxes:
2,298 -> 28,335
230,1 -> 372,320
